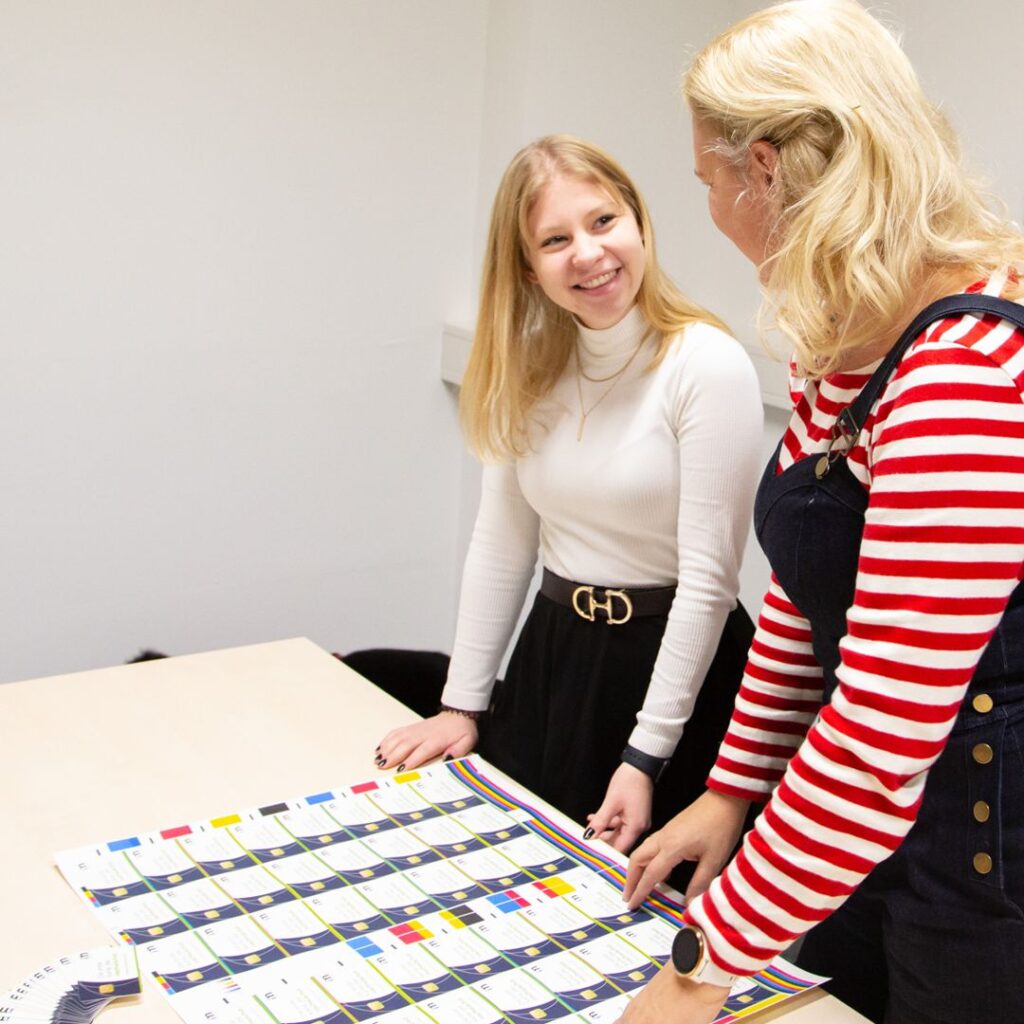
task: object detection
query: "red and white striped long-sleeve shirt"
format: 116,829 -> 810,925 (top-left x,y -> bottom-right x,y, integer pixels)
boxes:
686,277 -> 1024,975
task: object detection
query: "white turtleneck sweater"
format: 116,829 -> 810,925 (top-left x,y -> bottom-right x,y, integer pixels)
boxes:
440,306 -> 763,758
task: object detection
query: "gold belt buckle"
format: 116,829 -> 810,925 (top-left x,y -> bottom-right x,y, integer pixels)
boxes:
571,585 -> 633,624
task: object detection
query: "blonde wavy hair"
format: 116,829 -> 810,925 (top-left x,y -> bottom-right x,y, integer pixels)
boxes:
461,134 -> 728,460
684,0 -> 1024,377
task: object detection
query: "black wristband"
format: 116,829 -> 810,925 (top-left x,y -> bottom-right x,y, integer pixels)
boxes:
620,744 -> 670,783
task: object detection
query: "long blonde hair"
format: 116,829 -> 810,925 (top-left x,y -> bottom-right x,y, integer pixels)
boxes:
684,0 -> 1024,376
461,134 -> 728,460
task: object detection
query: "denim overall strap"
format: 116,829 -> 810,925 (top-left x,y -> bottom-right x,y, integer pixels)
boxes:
835,293 -> 1024,440
754,291 -> 1024,692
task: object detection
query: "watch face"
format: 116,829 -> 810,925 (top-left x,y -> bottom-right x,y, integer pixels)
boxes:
671,926 -> 702,976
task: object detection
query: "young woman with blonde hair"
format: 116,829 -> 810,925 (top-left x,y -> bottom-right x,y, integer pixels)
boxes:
619,3 -> 1024,1022
376,134 -> 762,856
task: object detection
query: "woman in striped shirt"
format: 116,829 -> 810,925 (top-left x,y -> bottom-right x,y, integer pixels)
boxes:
619,2 -> 1024,1022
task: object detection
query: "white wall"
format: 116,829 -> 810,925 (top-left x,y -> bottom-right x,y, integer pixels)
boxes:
0,1 -> 488,681
3,1 -> 1021,683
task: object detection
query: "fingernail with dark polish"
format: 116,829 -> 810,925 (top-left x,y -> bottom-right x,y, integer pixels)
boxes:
443,754 -> 453,762
396,763 -> 405,773
375,745 -> 381,753
582,828 -> 594,840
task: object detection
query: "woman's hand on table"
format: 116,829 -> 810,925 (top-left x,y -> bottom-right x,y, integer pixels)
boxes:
585,762 -> 654,853
614,964 -> 729,1024
623,789 -> 749,907
375,713 -> 477,771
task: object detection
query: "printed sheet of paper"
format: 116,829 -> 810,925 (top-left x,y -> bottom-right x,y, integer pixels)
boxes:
56,758 -> 826,1024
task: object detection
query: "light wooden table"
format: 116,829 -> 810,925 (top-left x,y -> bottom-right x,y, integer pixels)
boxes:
0,638 -> 867,1023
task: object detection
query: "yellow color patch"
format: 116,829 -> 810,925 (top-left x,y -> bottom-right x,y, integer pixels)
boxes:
311,881 -> 325,891
395,771 -> 421,782
360,869 -> 375,878
319,835 -> 333,844
168,874 -> 182,884
629,971 -> 645,982
98,984 -> 115,995
220,860 -> 235,870
245,954 -> 261,965
211,814 -> 241,828
148,926 -> 164,936
258,895 -> 274,905
424,983 -> 438,993
476,963 -> 491,974
530,1010 -> 547,1020
301,937 -> 316,947
270,848 -> 284,857
186,971 -> 204,982
112,887 -> 127,897
354,921 -> 368,931
581,990 -> 596,1000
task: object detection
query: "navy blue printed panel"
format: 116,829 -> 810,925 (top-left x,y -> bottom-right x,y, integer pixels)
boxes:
193,855 -> 257,876
277,929 -> 341,955
426,883 -> 491,908
540,919 -> 608,947
245,840 -> 306,863
338,990 -> 409,1021
233,888 -> 297,912
499,938 -> 562,966
505,999 -> 575,1023
330,861 -> 397,884
448,954 -> 516,984
388,806 -> 443,826
179,902 -> 245,928
287,874 -> 348,898
557,980 -> 622,1010
336,819 -> 399,838
320,912 -> 392,938
119,916 -> 191,944
143,866 -> 205,889
605,960 -> 660,990
288,827 -> 352,847
156,961 -> 230,993
434,796 -> 485,814
400,973 -> 464,999
85,881 -> 151,905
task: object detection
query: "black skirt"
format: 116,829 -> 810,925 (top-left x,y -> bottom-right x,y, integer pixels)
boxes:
477,589 -> 754,834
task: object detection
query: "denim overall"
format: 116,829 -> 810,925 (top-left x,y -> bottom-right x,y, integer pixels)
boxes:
753,295 -> 1024,1024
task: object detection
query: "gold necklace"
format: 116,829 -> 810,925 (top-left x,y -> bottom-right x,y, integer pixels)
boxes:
574,337 -> 644,441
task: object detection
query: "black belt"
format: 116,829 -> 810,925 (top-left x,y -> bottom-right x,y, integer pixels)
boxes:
540,568 -> 676,624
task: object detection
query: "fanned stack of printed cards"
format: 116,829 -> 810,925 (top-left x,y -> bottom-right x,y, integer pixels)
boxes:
0,948 -> 140,1024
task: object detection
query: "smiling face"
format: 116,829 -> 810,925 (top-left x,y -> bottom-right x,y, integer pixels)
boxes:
524,173 -> 645,330
692,116 -> 778,271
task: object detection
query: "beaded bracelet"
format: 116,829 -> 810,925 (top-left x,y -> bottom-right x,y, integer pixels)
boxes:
438,703 -> 484,720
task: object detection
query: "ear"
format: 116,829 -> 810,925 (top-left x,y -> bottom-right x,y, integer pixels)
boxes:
748,140 -> 779,194
524,266 -> 538,284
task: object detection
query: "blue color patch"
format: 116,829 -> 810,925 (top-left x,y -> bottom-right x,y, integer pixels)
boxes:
306,791 -> 334,805
486,893 -> 520,914
107,837 -> 141,852
347,936 -> 383,958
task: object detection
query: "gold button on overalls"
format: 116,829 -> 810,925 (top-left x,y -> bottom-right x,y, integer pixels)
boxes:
972,743 -> 994,765
972,693 -> 994,713
974,800 -> 991,823
973,852 -> 994,875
